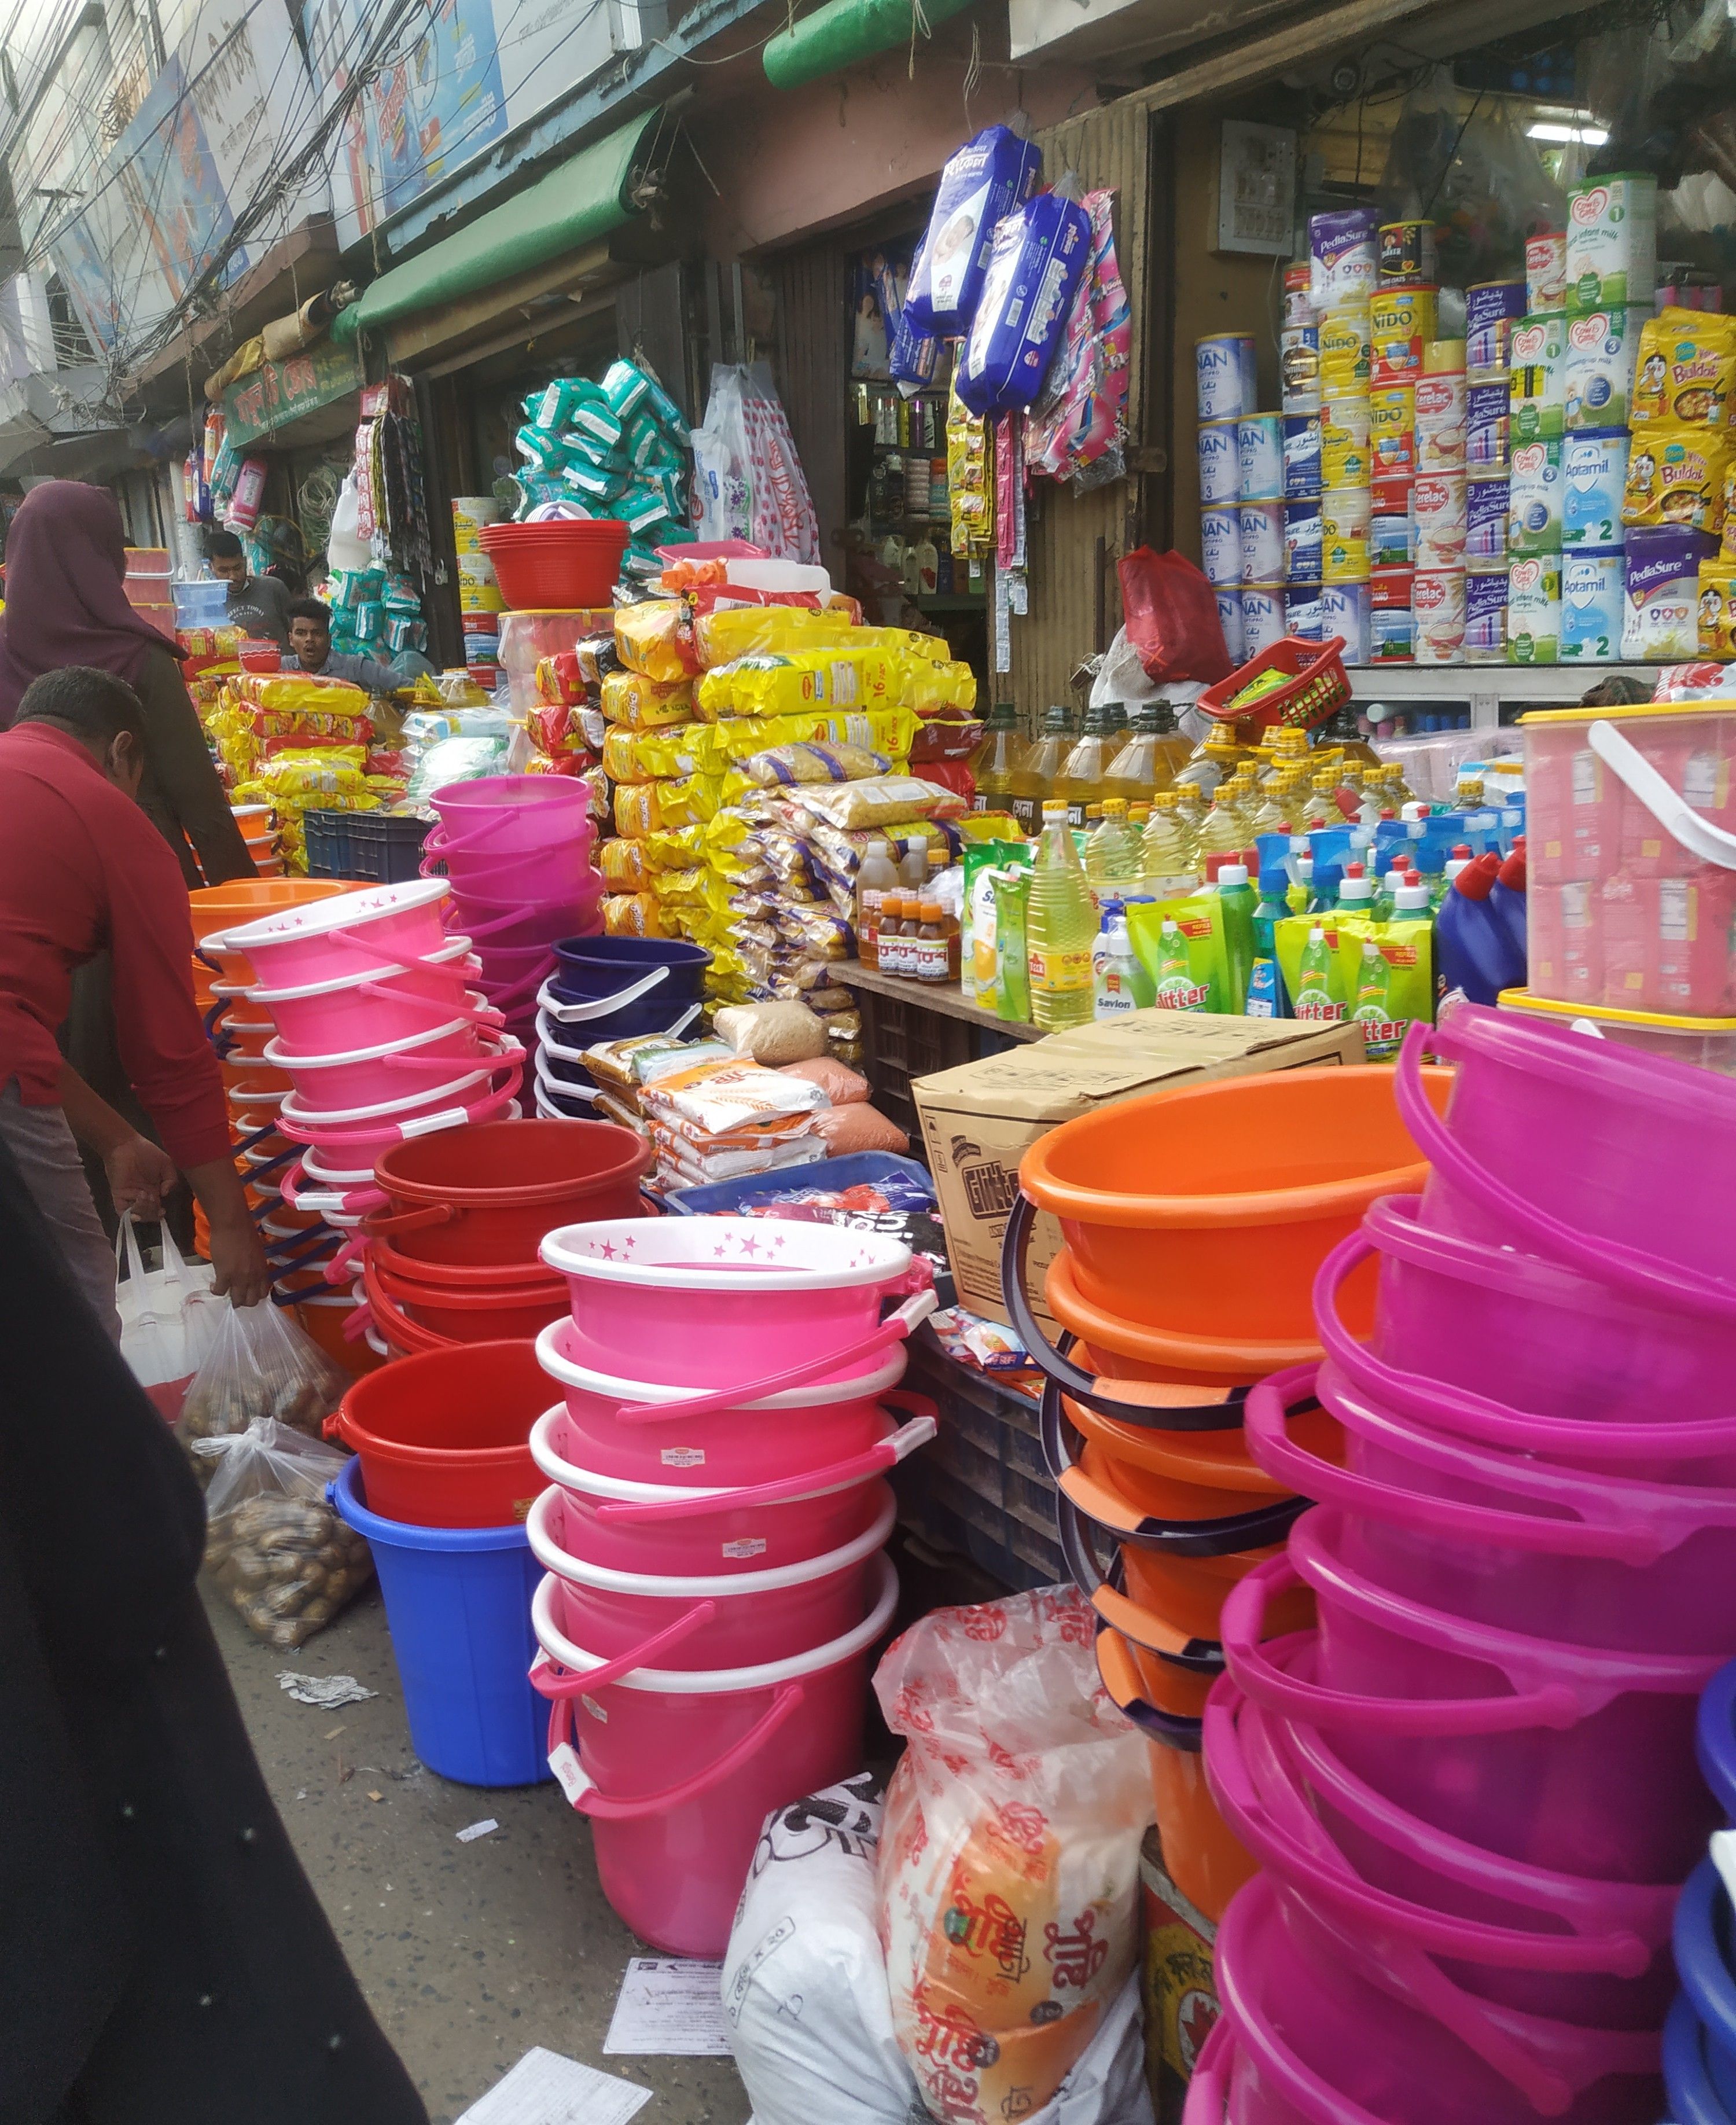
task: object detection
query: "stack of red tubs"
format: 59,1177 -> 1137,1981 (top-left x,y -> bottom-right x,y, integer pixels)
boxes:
525,1214 -> 940,1955
1191,1004 -> 1736,2125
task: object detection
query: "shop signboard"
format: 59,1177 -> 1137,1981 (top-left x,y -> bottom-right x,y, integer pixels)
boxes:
222,336 -> 365,447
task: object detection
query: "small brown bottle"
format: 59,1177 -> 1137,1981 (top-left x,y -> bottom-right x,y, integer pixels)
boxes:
877,892 -> 907,975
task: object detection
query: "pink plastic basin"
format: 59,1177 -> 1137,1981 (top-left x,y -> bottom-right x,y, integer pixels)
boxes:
278,1042 -> 522,1134
525,1482 -> 894,1672
1222,1518 -> 1721,1883
529,1553 -> 897,1956
426,832 -> 599,909
219,878 -> 454,992
539,1216 -> 928,1388
1245,1363 -> 1736,1650
432,775 -> 593,862
249,935 -> 479,1054
263,1012 -> 493,1110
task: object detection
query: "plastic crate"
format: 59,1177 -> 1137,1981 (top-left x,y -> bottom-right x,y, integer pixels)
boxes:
664,1150 -> 936,1215
304,810 -> 431,884
301,809 -> 356,878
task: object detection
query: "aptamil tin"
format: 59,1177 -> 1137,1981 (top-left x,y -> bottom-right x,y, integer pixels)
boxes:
1370,285 -> 1438,386
1466,473 -> 1511,564
1564,306 -> 1650,431
1285,498 -> 1324,581
1197,334 -> 1259,422
1241,583 -> 1288,656
1467,380 -> 1512,472
1561,429 -> 1629,552
1414,370 -> 1467,474
1215,586 -> 1245,664
1318,582 -> 1371,663
1510,311 -> 1567,443
1237,414 -> 1285,503
1509,438 -> 1565,558
1526,231 -> 1568,312
1508,553 -> 1562,666
1413,568 -> 1466,664
1378,220 -> 1438,288
1466,281 -> 1525,379
1286,582 -> 1325,641
1465,568 -> 1509,663
1239,502 -> 1286,584
1370,570 -> 1415,661
1280,325 -> 1322,414
1560,549 -> 1625,662
1197,420 -> 1241,506
1282,414 -> 1322,498
1414,472 -> 1467,569
1565,174 -> 1658,314
1201,505 -> 1242,586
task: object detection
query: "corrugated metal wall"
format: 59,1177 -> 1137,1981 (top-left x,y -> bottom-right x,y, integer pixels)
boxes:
1009,100 -> 1155,725
770,242 -> 851,572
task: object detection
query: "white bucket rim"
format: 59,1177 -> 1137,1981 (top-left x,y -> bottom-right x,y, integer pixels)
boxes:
534,1316 -> 906,1410
525,1482 -> 894,1597
219,877 -> 450,951
528,1405 -> 892,1506
279,1042 -> 521,1123
264,1006 -> 488,1071
530,1551 -> 898,1694
539,1214 -> 911,1294
247,933 -> 476,1002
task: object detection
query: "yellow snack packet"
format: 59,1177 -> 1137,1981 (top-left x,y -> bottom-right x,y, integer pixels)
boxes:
1632,308 -> 1736,427
613,599 -> 698,683
692,605 -> 855,669
599,670 -> 694,729
1622,421 -> 1734,532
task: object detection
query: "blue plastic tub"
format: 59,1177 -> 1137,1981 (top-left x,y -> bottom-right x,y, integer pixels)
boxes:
665,1150 -> 936,1215
1676,1858 -> 1736,2114
330,1458 -> 550,1788
1667,1990 -> 1731,2125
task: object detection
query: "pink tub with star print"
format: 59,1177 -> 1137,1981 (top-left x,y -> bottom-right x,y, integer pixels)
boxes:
536,1215 -> 934,1389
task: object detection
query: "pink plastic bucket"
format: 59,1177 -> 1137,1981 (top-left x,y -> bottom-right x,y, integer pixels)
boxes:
278,1078 -> 523,1182
1315,1212 -> 1736,1483
1212,1872 -> 1663,2125
426,832 -> 599,910
1399,1011 -> 1736,1322
1245,1363 -> 1736,1650
431,775 -> 593,863
529,1553 -> 898,1956
248,936 -> 479,1054
263,1012 -> 495,1110
525,1482 -> 895,1671
278,1042 -> 523,1134
473,940 -> 562,1016
539,1216 -> 930,1387
1205,1666 -> 1678,2039
528,1409 -> 916,1575
446,888 -> 603,949
219,879 -> 453,991
1222,1520 -> 1721,1883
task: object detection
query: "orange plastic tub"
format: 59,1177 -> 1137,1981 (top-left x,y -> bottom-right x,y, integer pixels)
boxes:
1048,1249 -> 1318,1384
1020,1063 -> 1453,1344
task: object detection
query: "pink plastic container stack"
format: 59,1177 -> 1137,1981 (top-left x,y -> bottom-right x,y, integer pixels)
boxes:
1189,1003 -> 1736,2125
524,1213 -> 939,1957
421,776 -> 604,1052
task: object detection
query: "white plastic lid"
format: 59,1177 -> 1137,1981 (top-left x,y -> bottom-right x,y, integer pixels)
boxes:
1219,862 -> 1250,886
1395,880 -> 1431,909
1338,876 -> 1373,902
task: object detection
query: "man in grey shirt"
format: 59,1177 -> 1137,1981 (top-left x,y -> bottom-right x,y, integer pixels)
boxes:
286,598 -> 407,694
207,527 -> 295,646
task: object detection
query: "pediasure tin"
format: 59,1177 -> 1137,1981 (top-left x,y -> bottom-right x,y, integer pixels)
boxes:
1283,414 -> 1322,498
1370,285 -> 1439,386
1286,582 -> 1325,642
1466,473 -> 1510,565
1369,386 -> 1416,478
1197,334 -> 1259,422
1560,549 -> 1625,662
1566,174 -> 1659,314
1282,263 -> 1318,330
1561,429 -> 1629,551
1510,311 -> 1567,443
1413,568 -> 1466,664
1467,380 -> 1512,472
1465,568 -> 1509,663
1285,499 -> 1324,581
1237,415 -> 1285,503
1215,586 -> 1245,664
1623,524 -> 1713,661
1370,570 -> 1415,661
1508,553 -> 1562,666
1564,306 -> 1650,430
1198,420 -> 1241,505
1311,207 -> 1379,312
1526,231 -> 1568,312
1509,437 -> 1565,558
1201,505 -> 1242,586
1414,370 -> 1467,474
1281,325 -> 1322,414
1319,310 -> 1373,394
1466,281 -> 1525,379
1318,582 -> 1371,662
1242,583 -> 1288,656
1414,472 -> 1467,569
1239,502 -> 1286,583
1378,220 -> 1437,288
1321,402 -> 1372,488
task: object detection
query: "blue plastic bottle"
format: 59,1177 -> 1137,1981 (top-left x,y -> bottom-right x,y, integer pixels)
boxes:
1435,850 -> 1525,1009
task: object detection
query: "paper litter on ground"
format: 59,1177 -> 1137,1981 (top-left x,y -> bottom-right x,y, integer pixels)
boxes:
604,1958 -> 733,2056
455,1818 -> 499,1843
276,1671 -> 378,1707
453,2046 -> 650,2125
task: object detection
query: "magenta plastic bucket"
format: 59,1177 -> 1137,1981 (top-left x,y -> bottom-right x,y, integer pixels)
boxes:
528,1409 -> 900,1575
1315,1212 -> 1736,1484
473,940 -> 563,1017
1213,1870 -> 1663,2125
1205,1664 -> 1678,2038
446,888 -> 604,950
1398,1010 -> 1736,1322
525,1482 -> 895,1670
1246,1362 -> 1736,1650
278,1043 -> 523,1134
1222,1520 -> 1721,1883
249,938 -> 479,1055
539,1216 -> 929,1387
529,1554 -> 898,1956
431,775 -> 594,863
219,879 -> 453,990
262,1012 -> 495,1111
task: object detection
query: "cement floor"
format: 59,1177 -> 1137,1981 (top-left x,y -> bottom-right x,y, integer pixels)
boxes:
207,1581 -> 754,2125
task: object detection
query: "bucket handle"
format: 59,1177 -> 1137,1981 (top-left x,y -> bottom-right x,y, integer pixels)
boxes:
1094,1626 -> 1204,1748
1589,717 -> 1736,872
1396,1021 -> 1736,1323
1220,1553 -> 1586,1736
999,1194 -> 1252,1433
363,1200 -> 456,1238
1698,1664 -> 1736,1818
325,922 -> 454,980
545,1681 -> 807,1821
489,953 -> 560,1016
611,1288 -> 939,1425
356,980 -> 503,1034
1675,1860 -> 1736,2067
528,1601 -> 719,1698
1189,2020 -> 1232,2122
1056,1495 -> 1224,1671
593,1407 -> 938,1524
536,966 -> 671,1023
537,1001 -> 704,1064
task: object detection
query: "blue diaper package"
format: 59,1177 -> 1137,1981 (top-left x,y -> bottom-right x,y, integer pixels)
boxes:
903,124 -> 1043,339
955,190 -> 1094,416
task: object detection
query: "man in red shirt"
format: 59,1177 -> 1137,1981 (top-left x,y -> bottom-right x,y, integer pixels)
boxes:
0,665 -> 269,1334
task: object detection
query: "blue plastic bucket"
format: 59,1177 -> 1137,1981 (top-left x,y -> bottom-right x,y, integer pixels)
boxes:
1676,1859 -> 1736,2114
330,1458 -> 550,1787
549,935 -> 710,1003
1667,1990 -> 1732,2125
1700,1657 -> 1736,1821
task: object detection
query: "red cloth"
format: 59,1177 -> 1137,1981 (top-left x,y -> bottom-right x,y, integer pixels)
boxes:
0,482 -> 184,727
0,723 -> 227,1167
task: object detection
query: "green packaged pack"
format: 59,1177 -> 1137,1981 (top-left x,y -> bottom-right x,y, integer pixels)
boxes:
1275,913 -> 1433,1050
1128,891 -> 1229,1013
994,869 -> 1033,1023
962,841 -> 1026,1007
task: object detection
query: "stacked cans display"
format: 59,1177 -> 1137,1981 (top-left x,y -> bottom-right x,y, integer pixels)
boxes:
1195,330 -> 1286,662
1304,208 -> 1379,659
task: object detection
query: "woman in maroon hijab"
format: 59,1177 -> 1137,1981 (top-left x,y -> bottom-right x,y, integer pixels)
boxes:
0,481 -> 250,887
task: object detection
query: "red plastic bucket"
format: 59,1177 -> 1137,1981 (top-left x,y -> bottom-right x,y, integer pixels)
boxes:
362,1251 -> 567,1345
478,521 -> 630,608
330,1339 -> 545,1527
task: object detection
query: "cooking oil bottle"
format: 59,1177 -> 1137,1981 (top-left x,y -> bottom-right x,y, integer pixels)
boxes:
969,701 -> 1025,815
1007,704 -> 1072,837
1054,704 -> 1113,829
1103,705 -> 1171,808
1085,797 -> 1143,905
1026,801 -> 1097,1030
1174,730 -> 1247,799
1199,778 -> 1250,868
1142,790 -> 1201,896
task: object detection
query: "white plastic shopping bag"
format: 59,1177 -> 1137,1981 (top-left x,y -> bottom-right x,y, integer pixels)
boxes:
116,1212 -> 218,1422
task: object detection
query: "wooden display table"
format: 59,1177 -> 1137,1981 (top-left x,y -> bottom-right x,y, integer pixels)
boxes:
834,961 -> 1043,1139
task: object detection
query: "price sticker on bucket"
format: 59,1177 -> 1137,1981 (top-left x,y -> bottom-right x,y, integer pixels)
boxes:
549,1740 -> 589,1806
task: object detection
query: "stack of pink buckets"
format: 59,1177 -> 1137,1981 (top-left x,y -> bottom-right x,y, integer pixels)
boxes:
1187,1003 -> 1736,2125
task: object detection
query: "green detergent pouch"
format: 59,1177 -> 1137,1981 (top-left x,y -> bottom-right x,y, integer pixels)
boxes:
1128,891 -> 1228,1012
995,869 -> 1033,1022
962,842 -> 1025,1006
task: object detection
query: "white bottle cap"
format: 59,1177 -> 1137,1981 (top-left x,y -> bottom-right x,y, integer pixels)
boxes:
1219,862 -> 1249,887
1338,875 -> 1373,903
1395,880 -> 1431,910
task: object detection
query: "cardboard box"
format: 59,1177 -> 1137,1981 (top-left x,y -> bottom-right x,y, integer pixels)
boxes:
1141,1826 -> 1220,2124
913,1012 -> 1365,1333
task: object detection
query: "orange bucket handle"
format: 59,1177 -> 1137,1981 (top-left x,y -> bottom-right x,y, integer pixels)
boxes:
1095,1622 -> 1205,1748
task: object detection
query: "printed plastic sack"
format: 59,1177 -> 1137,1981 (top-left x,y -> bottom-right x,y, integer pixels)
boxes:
194,1420 -> 373,1649
956,190 -> 1095,417
116,1214 -> 219,1422
177,1297 -> 347,1477
874,1587 -> 1154,2125
1118,547 -> 1233,685
691,364 -> 821,563
904,126 -> 1044,339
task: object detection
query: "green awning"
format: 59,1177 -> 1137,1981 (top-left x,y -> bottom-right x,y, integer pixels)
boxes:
333,110 -> 659,345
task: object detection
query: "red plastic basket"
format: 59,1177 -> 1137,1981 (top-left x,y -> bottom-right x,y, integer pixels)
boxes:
1197,635 -> 1350,732
478,521 -> 629,609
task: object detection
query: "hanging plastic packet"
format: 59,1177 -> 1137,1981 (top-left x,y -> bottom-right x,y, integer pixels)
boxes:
903,125 -> 1044,339
956,188 -> 1095,417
